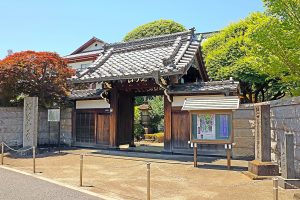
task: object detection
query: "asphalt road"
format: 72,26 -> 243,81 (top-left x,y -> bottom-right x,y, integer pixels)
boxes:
0,167 -> 102,200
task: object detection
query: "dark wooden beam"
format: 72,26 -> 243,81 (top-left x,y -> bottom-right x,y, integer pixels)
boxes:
109,87 -> 118,147
163,95 -> 172,152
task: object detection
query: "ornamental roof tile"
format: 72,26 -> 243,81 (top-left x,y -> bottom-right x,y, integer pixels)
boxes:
72,29 -> 202,83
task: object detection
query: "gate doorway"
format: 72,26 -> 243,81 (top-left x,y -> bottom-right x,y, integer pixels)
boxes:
119,95 -> 165,153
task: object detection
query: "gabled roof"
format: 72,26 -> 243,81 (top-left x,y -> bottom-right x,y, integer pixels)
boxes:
70,37 -> 105,55
72,28 -> 208,83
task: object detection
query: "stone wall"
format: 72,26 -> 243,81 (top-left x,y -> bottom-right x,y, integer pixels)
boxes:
270,96 -> 300,178
232,104 -> 255,159
0,107 -> 72,147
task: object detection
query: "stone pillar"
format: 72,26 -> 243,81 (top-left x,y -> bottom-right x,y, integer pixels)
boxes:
246,103 -> 279,179
281,133 -> 295,179
23,97 -> 38,147
254,104 -> 271,162
278,133 -> 300,189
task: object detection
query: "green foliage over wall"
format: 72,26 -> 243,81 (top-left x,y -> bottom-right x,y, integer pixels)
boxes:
251,0 -> 300,95
202,13 -> 286,103
203,0 -> 300,101
124,19 -> 186,41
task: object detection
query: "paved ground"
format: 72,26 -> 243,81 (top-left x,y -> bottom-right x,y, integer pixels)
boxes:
3,148 -> 299,200
0,167 -> 102,200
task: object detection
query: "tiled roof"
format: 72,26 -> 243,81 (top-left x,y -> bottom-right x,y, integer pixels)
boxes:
168,80 -> 240,95
72,29 -> 202,83
70,37 -> 105,55
64,50 -> 102,59
69,80 -> 239,100
69,88 -> 104,100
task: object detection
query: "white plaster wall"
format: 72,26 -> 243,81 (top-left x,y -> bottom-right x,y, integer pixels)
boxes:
76,100 -> 110,109
83,42 -> 103,52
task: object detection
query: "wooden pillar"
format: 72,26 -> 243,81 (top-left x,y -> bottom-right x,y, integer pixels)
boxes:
129,94 -> 135,147
110,87 -> 118,148
164,95 -> 172,152
193,143 -> 198,167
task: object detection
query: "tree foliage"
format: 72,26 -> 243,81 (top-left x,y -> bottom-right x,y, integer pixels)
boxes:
133,106 -> 144,140
202,13 -> 286,103
124,19 -> 186,41
148,96 -> 164,133
251,0 -> 300,95
0,51 -> 75,107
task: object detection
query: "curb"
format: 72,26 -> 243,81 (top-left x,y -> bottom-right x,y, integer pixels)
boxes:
0,165 -> 118,200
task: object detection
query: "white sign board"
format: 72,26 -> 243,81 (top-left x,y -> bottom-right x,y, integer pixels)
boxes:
48,109 -> 60,122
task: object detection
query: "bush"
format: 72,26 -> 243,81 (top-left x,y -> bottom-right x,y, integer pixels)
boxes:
144,132 -> 164,143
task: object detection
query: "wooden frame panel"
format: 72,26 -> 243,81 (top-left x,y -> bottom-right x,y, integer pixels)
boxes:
189,110 -> 234,144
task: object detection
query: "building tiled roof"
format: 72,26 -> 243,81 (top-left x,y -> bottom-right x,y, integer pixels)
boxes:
70,37 -> 105,55
69,88 -> 104,100
72,29 -> 203,83
69,80 -> 239,100
168,80 -> 240,95
64,50 -> 102,59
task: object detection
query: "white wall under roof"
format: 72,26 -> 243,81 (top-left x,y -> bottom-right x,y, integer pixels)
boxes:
76,100 -> 110,109
83,41 -> 103,52
172,95 -> 224,107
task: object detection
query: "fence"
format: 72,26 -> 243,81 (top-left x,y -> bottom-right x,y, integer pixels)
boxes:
1,142 -> 36,173
0,147 -> 299,200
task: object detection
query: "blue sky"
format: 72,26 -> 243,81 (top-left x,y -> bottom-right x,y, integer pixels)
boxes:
0,0 -> 264,59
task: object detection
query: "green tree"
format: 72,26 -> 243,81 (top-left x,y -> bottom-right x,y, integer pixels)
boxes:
148,96 -> 164,133
124,19 -> 186,41
134,106 -> 144,140
251,0 -> 300,95
202,13 -> 286,103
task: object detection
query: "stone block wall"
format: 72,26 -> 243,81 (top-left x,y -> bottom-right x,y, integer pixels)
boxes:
0,107 -> 23,146
232,104 -> 255,159
270,96 -> 300,178
0,107 -> 73,147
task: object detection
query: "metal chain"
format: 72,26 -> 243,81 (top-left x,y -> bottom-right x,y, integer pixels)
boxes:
3,142 -> 33,152
283,180 -> 300,189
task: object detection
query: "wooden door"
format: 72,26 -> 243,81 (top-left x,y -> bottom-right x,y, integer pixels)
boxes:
97,114 -> 110,145
171,110 -> 190,150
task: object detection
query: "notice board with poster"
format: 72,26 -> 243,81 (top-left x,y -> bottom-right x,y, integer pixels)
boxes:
190,111 -> 233,144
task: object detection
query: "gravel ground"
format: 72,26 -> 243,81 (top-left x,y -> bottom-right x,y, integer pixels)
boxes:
2,148 -> 298,200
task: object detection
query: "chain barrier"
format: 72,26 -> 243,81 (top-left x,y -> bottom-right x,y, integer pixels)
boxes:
3,142 -> 33,153
81,153 -> 147,170
283,180 -> 300,189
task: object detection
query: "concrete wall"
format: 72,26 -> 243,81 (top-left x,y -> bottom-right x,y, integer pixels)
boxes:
0,107 -> 72,147
270,96 -> 300,177
232,104 -> 255,159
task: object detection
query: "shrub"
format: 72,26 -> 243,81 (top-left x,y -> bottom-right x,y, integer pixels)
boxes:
144,132 -> 164,143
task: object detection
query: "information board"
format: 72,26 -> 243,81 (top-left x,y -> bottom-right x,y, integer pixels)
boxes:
48,109 -> 60,122
191,113 -> 232,142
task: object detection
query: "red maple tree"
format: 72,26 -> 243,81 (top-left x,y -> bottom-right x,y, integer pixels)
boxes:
0,51 -> 75,107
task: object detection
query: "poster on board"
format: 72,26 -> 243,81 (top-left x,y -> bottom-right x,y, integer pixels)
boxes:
191,113 -> 231,141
